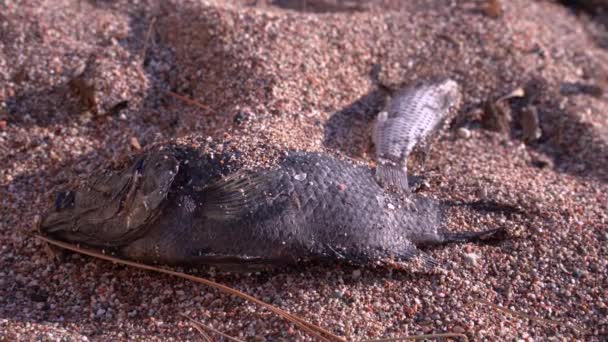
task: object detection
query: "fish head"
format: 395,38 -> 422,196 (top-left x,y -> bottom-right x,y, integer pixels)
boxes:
39,150 -> 180,248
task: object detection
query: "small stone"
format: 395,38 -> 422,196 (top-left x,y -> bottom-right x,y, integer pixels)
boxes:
130,137 -> 142,150
96,308 -> 106,317
453,325 -> 466,333
457,127 -> 471,139
331,290 -> 343,299
464,253 -> 480,266
351,269 -> 361,279
294,173 -> 307,181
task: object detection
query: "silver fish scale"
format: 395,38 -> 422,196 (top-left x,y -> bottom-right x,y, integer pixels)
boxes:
373,79 -> 462,191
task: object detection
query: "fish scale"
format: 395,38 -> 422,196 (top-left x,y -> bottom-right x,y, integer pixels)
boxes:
374,79 -> 462,192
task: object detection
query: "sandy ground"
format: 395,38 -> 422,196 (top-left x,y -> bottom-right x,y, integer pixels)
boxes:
1,0 -> 607,340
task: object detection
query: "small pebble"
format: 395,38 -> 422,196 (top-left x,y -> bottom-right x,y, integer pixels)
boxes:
464,253 -> 480,266
130,137 -> 142,150
457,127 -> 471,139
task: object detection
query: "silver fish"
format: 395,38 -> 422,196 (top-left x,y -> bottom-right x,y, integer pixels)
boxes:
373,79 -> 462,192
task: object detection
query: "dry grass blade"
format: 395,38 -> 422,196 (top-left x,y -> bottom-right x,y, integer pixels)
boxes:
35,235 -> 345,342
497,87 -> 525,102
165,90 -> 214,113
467,298 -> 582,331
189,320 -> 213,342
361,332 -> 468,342
182,313 -> 245,342
140,17 -> 157,65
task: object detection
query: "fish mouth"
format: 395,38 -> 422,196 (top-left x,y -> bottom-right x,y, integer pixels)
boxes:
39,190 -> 106,245
39,150 -> 181,248
39,190 -> 82,242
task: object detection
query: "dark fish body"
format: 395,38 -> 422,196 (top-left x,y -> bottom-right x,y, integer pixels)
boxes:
40,145 -> 466,267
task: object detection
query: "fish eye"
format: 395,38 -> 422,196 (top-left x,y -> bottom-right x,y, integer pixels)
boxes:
54,191 -> 75,211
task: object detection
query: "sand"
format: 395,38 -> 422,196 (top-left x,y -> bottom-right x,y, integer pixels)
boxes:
1,0 -> 607,340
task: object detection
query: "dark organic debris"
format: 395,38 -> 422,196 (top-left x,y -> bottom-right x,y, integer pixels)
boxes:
68,54 -> 136,116
270,0 -> 367,13
482,0 -> 503,19
12,64 -> 29,84
233,110 -> 254,125
559,0 -> 608,13
68,58 -> 98,115
481,87 -> 525,133
521,105 -> 542,143
529,151 -> 555,169
559,82 -> 604,97
482,100 -> 512,133
107,100 -> 129,116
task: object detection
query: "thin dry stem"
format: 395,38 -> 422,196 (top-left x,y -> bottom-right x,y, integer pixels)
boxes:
165,90 -> 214,113
36,235 -> 345,342
140,17 -> 157,65
361,332 -> 468,341
190,321 -> 213,342
182,314 -> 245,342
467,298 -> 582,331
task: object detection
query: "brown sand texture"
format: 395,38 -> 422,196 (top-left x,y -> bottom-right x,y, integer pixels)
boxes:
1,0 -> 607,340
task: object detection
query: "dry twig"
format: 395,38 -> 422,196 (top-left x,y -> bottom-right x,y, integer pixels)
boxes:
140,17 -> 157,65
36,235 -> 345,342
361,332 -> 468,341
467,298 -> 582,331
182,313 -> 245,342
165,90 -> 214,113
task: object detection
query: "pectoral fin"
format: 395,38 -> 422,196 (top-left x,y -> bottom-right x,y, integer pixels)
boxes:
202,171 -> 277,220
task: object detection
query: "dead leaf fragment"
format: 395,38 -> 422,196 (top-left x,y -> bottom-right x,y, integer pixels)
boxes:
482,100 -> 512,133
482,0 -> 503,19
521,105 -> 542,143
69,76 -> 97,114
130,137 -> 142,151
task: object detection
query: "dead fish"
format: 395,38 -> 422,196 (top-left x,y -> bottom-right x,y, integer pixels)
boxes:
39,144 -> 503,269
373,79 -> 462,192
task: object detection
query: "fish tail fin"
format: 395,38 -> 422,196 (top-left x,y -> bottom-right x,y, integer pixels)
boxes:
375,162 -> 409,192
